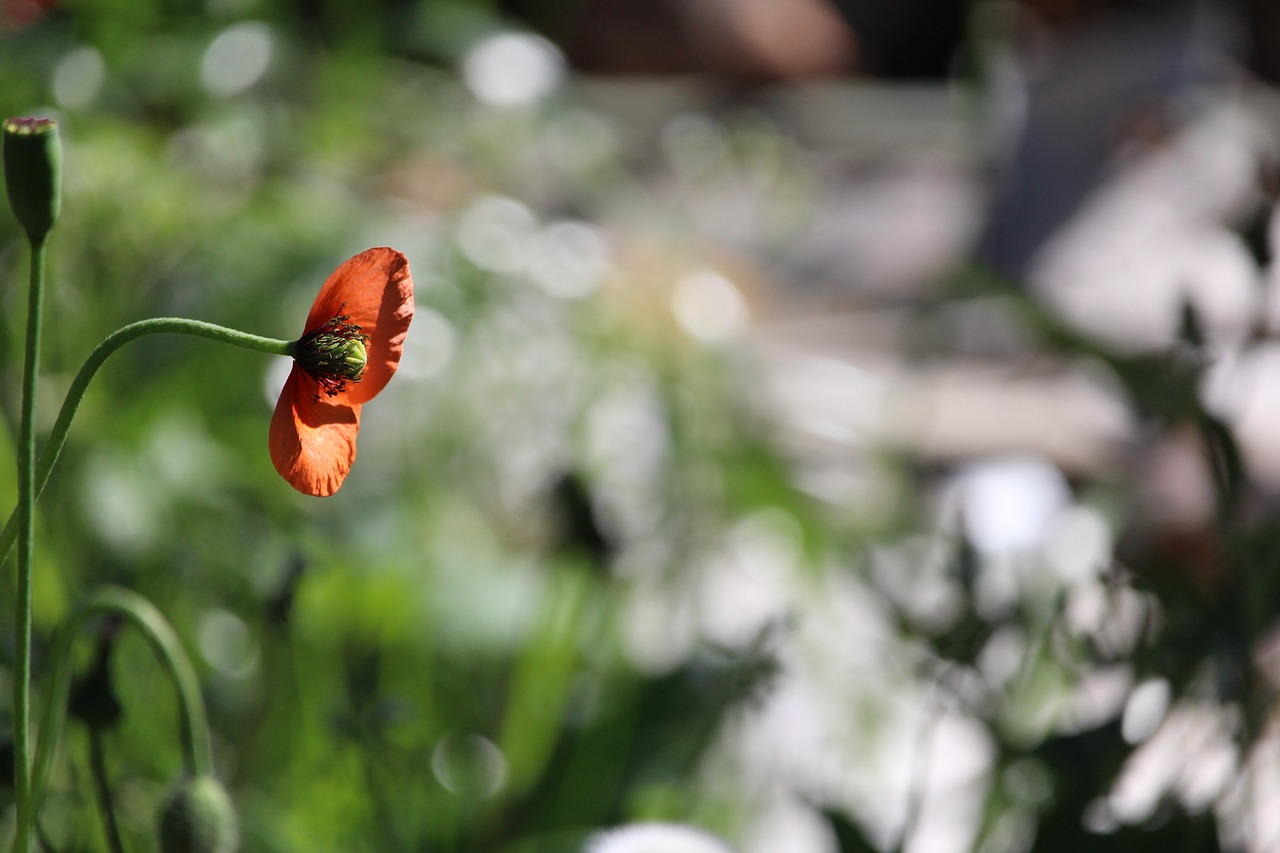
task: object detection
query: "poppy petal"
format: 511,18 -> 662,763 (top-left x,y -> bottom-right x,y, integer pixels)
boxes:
306,247 -> 414,405
269,367 -> 362,497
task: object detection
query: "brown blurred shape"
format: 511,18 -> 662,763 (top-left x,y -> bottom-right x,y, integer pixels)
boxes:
506,0 -> 859,79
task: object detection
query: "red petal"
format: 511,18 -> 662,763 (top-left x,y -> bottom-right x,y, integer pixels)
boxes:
269,367 -> 362,497
305,247 -> 414,406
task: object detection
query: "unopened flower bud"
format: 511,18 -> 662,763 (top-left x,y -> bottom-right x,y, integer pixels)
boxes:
3,116 -> 61,242
157,775 -> 238,853
68,638 -> 124,731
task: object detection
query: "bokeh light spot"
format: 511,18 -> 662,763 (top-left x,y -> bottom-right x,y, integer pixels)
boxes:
431,733 -> 507,797
201,22 -> 273,98
527,220 -> 610,299
398,306 -> 456,380
53,47 -> 106,109
463,32 -> 564,107
457,194 -> 538,273
198,609 -> 258,678
672,269 -> 748,342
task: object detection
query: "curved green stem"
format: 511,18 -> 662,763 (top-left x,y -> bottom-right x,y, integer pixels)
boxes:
14,236 -> 47,853
32,586 -> 214,814
0,318 -> 294,564
88,727 -> 126,853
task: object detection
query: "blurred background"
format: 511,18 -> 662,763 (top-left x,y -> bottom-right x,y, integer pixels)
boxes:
4,0 -> 1280,851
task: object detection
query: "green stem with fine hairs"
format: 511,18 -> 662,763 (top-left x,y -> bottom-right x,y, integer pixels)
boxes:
13,236 -> 47,853
32,586 -> 215,813
0,317 -> 295,564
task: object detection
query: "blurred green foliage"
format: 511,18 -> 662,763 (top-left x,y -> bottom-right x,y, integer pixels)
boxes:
0,3 -> 818,851
0,2 -> 1278,853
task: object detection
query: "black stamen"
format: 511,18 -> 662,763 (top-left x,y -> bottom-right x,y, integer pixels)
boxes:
294,307 -> 371,402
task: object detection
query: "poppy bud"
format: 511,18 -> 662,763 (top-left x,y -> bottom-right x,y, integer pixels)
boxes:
3,116 -> 61,242
157,775 -> 238,853
68,637 -> 124,731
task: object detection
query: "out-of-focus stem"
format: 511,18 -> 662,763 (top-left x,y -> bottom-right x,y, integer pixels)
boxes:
33,585 -> 215,813
13,236 -> 47,853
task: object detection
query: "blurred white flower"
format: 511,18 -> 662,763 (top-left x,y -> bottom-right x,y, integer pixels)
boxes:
586,823 -> 735,853
1029,103 -> 1266,353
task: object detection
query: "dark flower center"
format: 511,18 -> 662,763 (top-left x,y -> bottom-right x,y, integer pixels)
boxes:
295,312 -> 370,402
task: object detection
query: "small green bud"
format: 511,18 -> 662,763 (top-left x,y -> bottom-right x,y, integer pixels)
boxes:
157,775 -> 238,853
3,116 -> 61,242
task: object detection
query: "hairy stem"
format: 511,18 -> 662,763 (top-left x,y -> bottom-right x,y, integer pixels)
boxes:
0,317 -> 295,563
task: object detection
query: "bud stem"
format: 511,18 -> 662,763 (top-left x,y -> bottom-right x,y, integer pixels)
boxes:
13,236 -> 46,853
33,586 -> 215,816
88,727 -> 127,853
6,319 -> 289,853
6,117 -> 62,853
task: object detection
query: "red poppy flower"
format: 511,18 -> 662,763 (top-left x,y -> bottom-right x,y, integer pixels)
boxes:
269,247 -> 414,496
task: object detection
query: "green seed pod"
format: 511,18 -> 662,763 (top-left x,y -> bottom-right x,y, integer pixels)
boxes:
157,775 -> 239,853
2,116 -> 61,242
